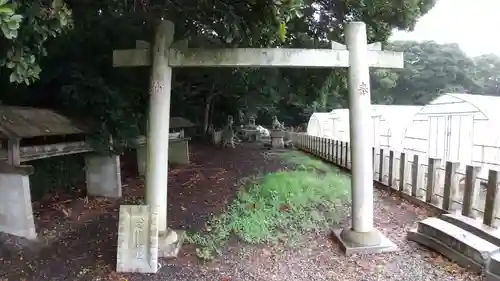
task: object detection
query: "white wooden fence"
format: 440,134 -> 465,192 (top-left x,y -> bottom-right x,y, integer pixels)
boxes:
289,132 -> 500,228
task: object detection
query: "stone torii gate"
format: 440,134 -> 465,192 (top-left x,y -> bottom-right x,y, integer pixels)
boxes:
113,20 -> 403,272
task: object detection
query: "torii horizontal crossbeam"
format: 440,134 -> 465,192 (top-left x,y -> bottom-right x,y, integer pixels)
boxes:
113,47 -> 404,69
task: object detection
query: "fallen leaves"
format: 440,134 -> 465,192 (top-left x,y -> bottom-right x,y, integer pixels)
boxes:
355,260 -> 374,271
279,204 -> 290,212
261,248 -> 272,257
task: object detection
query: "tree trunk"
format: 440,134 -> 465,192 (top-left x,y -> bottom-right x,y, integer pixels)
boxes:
203,100 -> 211,134
203,92 -> 219,134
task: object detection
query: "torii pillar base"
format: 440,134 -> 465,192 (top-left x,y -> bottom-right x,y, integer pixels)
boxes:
331,228 -> 398,255
158,229 -> 186,258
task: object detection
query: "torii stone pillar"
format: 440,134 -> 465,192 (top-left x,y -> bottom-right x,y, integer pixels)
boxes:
145,21 -> 180,256
112,20 -> 403,265
330,22 -> 399,255
115,21 -> 184,258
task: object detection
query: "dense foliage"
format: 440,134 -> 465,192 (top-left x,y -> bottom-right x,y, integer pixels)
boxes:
0,0 -> 452,196
371,41 -> 500,105
0,0 -> 436,137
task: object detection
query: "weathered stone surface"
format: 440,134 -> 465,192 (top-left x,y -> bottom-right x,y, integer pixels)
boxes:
271,137 -> 285,148
441,213 -> 500,247
85,154 -> 122,198
270,130 -> 285,138
158,229 -> 186,258
168,48 -> 403,68
407,217 -> 500,272
331,228 -> 398,255
270,130 -> 285,148
487,253 -> 500,281
169,139 -> 190,165
0,173 -> 36,239
407,230 -> 484,273
116,205 -> 159,273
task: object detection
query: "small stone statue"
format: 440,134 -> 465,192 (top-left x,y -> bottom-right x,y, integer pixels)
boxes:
272,116 -> 284,131
238,110 -> 245,125
221,115 -> 235,148
248,116 -> 256,128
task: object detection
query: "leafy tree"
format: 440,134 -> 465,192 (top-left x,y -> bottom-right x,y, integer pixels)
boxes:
0,0 -> 438,144
0,0 -> 73,84
0,0 -> 437,197
473,54 -> 500,96
374,41 -> 482,105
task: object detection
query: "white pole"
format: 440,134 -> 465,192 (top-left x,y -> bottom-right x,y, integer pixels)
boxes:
345,22 -> 374,233
146,20 -> 174,233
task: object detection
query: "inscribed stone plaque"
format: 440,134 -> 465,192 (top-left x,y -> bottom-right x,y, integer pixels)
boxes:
116,205 -> 159,273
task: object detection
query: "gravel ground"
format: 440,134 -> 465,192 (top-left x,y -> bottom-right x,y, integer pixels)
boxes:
0,146 -> 486,281
120,186 -> 485,281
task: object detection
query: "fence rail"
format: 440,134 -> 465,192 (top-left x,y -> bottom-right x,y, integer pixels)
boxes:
289,132 -> 500,228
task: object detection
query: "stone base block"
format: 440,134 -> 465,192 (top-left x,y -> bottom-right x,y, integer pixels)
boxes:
407,217 -> 500,273
213,130 -> 223,145
0,173 -> 37,239
158,229 -> 185,258
85,154 -> 122,198
271,137 -> 284,148
440,213 -> 500,247
408,230 -> 485,273
270,130 -> 285,138
168,140 -> 190,165
331,228 -> 398,255
136,139 -> 191,176
487,253 -> 500,281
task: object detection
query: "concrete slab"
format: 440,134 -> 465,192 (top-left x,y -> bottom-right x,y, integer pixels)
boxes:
487,253 -> 500,281
331,228 -> 398,255
410,217 -> 500,269
441,213 -> 500,247
407,230 -> 484,273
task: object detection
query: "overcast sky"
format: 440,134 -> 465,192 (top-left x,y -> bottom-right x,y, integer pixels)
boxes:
390,0 -> 500,57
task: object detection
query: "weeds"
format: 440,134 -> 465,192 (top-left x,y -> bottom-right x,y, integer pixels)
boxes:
186,151 -> 351,260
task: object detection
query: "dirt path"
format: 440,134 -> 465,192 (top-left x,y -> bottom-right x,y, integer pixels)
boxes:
115,191 -> 482,281
0,143 -> 287,280
0,145 -> 485,281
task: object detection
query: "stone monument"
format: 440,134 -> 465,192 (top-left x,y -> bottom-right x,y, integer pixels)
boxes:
236,114 -> 260,142
221,115 -> 235,148
248,115 -> 256,128
270,116 -> 285,148
116,205 -> 159,273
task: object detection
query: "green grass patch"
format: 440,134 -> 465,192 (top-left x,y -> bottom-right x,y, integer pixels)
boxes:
186,151 -> 351,260
279,150 -> 337,173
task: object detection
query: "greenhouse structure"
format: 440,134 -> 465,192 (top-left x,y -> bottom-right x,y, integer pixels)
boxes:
306,105 -> 421,150
401,93 -> 500,180
306,112 -> 334,138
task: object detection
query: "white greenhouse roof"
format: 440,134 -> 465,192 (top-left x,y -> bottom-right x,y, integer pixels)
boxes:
444,93 -> 500,121
307,112 -> 333,136
310,112 -> 331,119
371,104 -> 423,131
